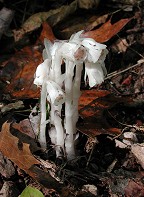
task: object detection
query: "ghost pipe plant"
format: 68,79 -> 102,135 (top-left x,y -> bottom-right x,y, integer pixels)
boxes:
34,31 -> 108,160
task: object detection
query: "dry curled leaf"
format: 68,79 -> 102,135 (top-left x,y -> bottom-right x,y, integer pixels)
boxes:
131,143 -> 144,169
112,38 -> 129,53
78,90 -> 121,137
78,0 -> 100,9
13,1 -> 77,41
124,180 -> 144,197
85,14 -> 108,31
12,119 -> 35,139
82,18 -> 132,43
58,14 -> 108,40
0,100 -> 24,113
0,7 -> 14,39
1,23 -> 55,99
0,123 -> 70,195
0,122 -> 40,177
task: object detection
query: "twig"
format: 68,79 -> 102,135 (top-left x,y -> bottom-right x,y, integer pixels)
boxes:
126,27 -> 144,34
106,59 -> 144,79
116,34 -> 144,59
22,0 -> 29,24
86,138 -> 96,167
107,158 -> 118,173
107,109 -> 144,140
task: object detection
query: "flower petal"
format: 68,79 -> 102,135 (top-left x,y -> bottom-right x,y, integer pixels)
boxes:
34,59 -> 50,86
44,38 -> 53,59
85,61 -> 105,87
60,42 -> 86,62
82,38 -> 107,63
98,48 -> 109,63
46,80 -> 65,105
70,30 -> 84,42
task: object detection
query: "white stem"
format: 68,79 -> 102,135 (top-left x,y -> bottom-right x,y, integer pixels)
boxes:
54,105 -> 65,157
51,51 -> 64,157
65,60 -> 75,160
39,81 -> 47,148
72,63 -> 83,131
50,102 -> 55,125
53,54 -> 62,86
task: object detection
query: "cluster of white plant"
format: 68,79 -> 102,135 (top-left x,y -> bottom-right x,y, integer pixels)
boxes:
34,30 -> 108,160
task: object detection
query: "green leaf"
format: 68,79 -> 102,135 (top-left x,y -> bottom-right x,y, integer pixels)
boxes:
20,186 -> 44,197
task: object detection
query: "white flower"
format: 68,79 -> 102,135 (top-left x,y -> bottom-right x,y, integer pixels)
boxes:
33,30 -> 108,158
81,38 -> 107,63
60,42 -> 86,62
43,39 -> 53,59
69,30 -> 84,42
46,80 -> 65,106
34,59 -> 50,86
85,61 -> 105,87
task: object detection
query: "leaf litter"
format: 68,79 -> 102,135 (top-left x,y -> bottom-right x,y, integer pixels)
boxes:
0,1 -> 144,196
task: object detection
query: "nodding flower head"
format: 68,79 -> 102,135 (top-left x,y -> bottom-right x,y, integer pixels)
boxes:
33,29 -> 108,158
34,59 -> 50,86
59,42 -> 86,62
85,61 -> 105,87
81,38 -> 107,63
46,80 -> 65,106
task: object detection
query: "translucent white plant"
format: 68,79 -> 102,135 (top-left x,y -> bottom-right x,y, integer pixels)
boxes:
34,30 -> 108,160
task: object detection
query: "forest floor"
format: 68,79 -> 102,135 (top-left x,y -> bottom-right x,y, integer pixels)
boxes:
0,0 -> 144,196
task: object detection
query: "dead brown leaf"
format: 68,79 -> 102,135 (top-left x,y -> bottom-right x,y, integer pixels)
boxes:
78,90 -> 122,137
0,152 -> 15,178
13,1 -> 77,42
78,0 -> 100,9
1,23 -> 55,99
85,14 -> 108,31
0,7 -> 14,39
124,180 -> 144,197
111,38 -> 129,53
58,14 -> 108,40
131,144 -> 144,169
0,122 -> 72,195
82,18 -> 132,43
0,122 -> 40,177
12,119 -> 35,139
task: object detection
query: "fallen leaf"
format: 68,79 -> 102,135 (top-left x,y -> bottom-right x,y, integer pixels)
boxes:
39,22 -> 56,42
0,122 -> 40,177
124,180 -> 144,197
78,90 -> 122,137
121,75 -> 132,86
12,119 -> 35,138
111,38 -> 129,53
1,45 -> 41,99
81,184 -> 97,196
79,89 -> 110,111
78,0 -> 100,9
0,181 -> 20,197
82,18 -> 132,43
115,139 -> 128,149
20,186 -> 44,197
1,23 -> 55,99
85,14 -> 108,31
0,7 -> 14,39
0,152 -> 15,178
0,122 -> 66,194
131,143 -> 144,169
13,11 -> 53,41
58,14 -> 108,40
1,100 -> 24,113
47,0 -> 77,27
13,1 -> 77,41
29,106 -> 41,137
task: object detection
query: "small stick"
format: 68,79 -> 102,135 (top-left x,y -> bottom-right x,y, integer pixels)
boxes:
106,59 -> 144,79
